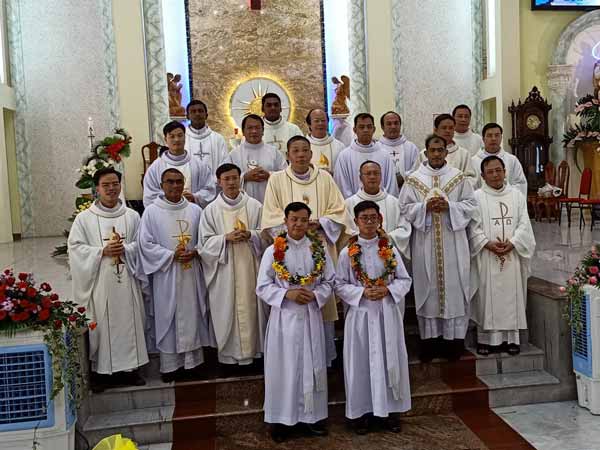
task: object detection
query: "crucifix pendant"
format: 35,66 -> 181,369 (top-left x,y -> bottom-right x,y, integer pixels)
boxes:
103,227 -> 126,283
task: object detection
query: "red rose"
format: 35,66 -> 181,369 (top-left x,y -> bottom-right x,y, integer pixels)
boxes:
50,293 -> 59,301
40,282 -> 52,292
273,250 -> 285,261
77,306 -> 86,314
17,281 -> 27,290
54,320 -> 62,329
68,315 -> 77,322
6,277 -> 14,286
38,309 -> 50,321
0,310 -> 6,320
42,298 -> 52,309
18,273 -> 28,281
26,287 -> 37,298
20,299 -> 30,308
378,238 -> 387,248
3,269 -> 10,275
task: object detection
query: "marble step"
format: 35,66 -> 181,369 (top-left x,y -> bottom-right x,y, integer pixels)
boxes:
468,343 -> 546,376
478,369 -> 561,408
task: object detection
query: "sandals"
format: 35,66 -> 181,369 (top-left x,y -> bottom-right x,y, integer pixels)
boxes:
506,344 -> 521,356
476,344 -> 491,356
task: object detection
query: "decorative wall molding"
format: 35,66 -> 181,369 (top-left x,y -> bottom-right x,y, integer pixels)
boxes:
100,0 -> 120,131
5,0 -> 33,236
471,0 -> 483,133
390,0 -> 403,116
142,0 -> 170,143
348,0 -> 369,117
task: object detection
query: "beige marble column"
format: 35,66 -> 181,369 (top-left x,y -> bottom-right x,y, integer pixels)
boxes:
547,64 -> 576,195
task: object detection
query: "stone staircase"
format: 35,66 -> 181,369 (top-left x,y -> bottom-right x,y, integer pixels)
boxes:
77,283 -> 574,449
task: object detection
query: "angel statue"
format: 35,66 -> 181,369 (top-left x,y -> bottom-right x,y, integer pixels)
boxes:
167,72 -> 186,117
594,61 -> 600,98
331,75 -> 350,116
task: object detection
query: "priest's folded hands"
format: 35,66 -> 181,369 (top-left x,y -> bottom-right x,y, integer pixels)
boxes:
284,287 -> 316,305
363,286 -> 390,301
102,240 -> 124,257
174,246 -> 197,263
425,197 -> 449,213
225,229 -> 251,242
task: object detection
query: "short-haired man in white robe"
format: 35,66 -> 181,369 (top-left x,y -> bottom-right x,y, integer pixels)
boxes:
335,200 -> 412,435
261,136 -> 355,366
468,155 -> 536,356
378,111 -> 419,190
256,202 -> 335,443
472,123 -> 528,197
69,167 -> 148,392
345,160 -> 411,258
334,113 -> 399,199
400,135 -> 477,362
185,99 -> 228,174
452,104 -> 484,156
413,114 -> 478,184
262,92 -> 303,157
143,120 -> 216,208
199,163 -> 268,369
138,168 -> 214,383
225,114 -> 287,203
306,108 -> 345,173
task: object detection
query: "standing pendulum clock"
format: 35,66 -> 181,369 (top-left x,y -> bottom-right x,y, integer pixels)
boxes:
508,86 -> 553,193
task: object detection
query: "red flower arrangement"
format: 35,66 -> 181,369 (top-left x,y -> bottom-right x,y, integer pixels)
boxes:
96,128 -> 132,163
1,268 -> 94,402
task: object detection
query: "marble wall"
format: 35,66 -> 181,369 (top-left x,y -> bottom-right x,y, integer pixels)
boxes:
391,0 -> 475,150
7,0 -> 117,237
187,0 -> 325,137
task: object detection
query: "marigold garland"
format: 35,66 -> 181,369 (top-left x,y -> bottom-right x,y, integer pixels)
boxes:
272,231 -> 325,285
348,232 -> 397,287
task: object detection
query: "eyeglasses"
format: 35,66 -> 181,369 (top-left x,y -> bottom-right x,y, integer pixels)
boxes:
357,215 -> 379,223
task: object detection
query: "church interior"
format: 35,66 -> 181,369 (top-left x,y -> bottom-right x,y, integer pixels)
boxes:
2,0 -> 600,449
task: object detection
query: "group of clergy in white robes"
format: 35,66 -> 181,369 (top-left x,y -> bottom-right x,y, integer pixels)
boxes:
69,94 -> 536,439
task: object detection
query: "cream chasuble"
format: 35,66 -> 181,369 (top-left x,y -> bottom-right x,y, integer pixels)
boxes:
199,193 -> 267,364
261,166 -> 355,322
468,184 -> 535,332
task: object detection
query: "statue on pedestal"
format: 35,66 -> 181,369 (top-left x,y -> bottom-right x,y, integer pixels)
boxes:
331,75 -> 353,146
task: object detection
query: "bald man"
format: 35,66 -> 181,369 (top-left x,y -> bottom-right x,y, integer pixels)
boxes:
306,108 -> 345,173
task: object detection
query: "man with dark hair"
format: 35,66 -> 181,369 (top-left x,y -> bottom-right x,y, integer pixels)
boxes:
399,134 -> 477,362
472,122 -> 527,196
468,155 -> 535,357
378,111 -> 419,188
345,160 -> 411,258
69,168 -> 148,391
335,200 -> 412,434
413,114 -> 477,182
226,113 -> 287,203
257,201 -> 336,443
452,104 -> 484,156
198,163 -> 267,368
143,120 -> 216,208
261,92 -> 302,156
306,108 -> 345,173
334,113 -> 398,198
262,136 -> 354,365
185,99 -> 228,174
138,167 -> 213,382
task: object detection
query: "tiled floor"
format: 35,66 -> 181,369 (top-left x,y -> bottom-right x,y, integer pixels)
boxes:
495,401 -> 600,450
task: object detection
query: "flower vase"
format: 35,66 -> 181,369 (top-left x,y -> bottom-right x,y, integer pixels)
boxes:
577,140 -> 600,198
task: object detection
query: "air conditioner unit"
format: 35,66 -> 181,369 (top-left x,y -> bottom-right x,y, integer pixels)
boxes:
572,285 -> 600,415
0,330 -> 75,450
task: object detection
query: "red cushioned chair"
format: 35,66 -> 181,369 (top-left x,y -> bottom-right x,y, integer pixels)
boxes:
558,167 -> 591,227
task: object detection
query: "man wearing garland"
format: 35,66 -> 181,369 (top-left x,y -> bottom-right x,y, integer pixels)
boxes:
261,135 -> 354,365
256,202 -> 336,443
399,135 -> 476,361
335,200 -> 412,435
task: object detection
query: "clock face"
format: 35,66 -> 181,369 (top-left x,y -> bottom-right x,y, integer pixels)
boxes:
526,114 -> 541,130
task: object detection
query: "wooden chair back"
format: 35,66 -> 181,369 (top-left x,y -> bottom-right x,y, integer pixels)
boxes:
544,161 -> 555,186
557,160 -> 569,198
141,142 -> 160,184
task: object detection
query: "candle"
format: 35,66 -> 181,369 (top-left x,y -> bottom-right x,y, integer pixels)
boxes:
87,117 -> 94,134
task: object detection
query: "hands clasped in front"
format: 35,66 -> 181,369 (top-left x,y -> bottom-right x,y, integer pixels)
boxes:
285,288 -> 317,305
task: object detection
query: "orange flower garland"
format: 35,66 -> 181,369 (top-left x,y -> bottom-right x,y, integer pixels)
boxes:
272,231 -> 326,285
348,232 -> 397,287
